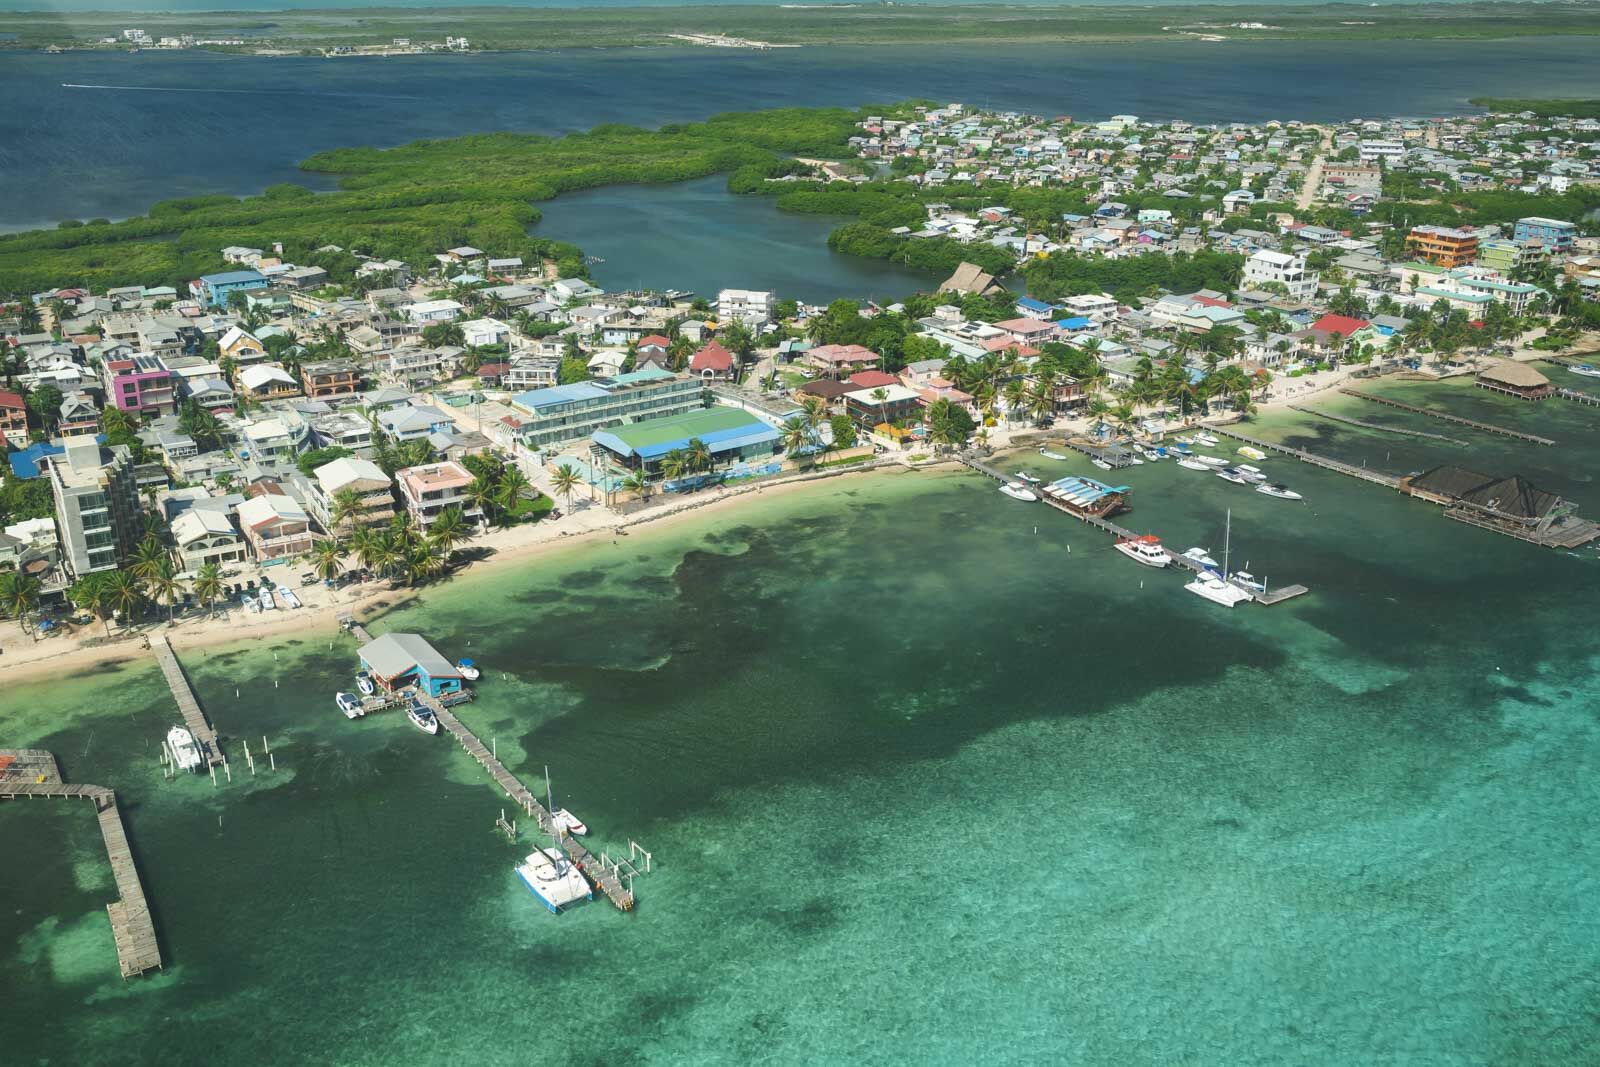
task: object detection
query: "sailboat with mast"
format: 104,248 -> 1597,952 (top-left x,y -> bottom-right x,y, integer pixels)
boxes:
514,767 -> 594,913
1185,509 -> 1254,607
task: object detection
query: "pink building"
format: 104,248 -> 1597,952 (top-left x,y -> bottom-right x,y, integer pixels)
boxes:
103,355 -> 175,417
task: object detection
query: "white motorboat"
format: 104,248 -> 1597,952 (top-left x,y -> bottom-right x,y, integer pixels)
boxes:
1015,471 -> 1041,485
515,847 -> 593,914
1255,483 -> 1304,500
1182,546 -> 1219,568
407,698 -> 440,735
355,671 -> 376,696
1113,535 -> 1170,568
167,725 -> 203,772
1229,570 -> 1267,594
1236,464 -> 1267,483
1237,445 -> 1268,460
258,587 -> 276,610
1194,431 -> 1220,446
275,585 -> 302,609
552,808 -> 589,836
1141,447 -> 1167,461
1039,448 -> 1069,460
1126,455 -> 1145,465
999,481 -> 1039,502
1571,364 -> 1600,379
1215,467 -> 1251,485
1091,458 -> 1113,471
456,658 -> 481,681
335,691 -> 364,719
1186,571 -> 1254,607
1194,455 -> 1229,468
1177,457 -> 1211,471
241,592 -> 259,613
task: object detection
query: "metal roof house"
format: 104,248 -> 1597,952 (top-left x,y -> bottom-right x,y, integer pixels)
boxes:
357,633 -> 463,697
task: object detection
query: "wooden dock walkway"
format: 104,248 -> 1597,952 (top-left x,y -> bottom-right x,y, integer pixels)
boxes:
1204,427 -> 1403,489
954,454 -> 1309,606
1337,388 -> 1554,444
1,752 -> 162,978
150,634 -> 224,767
1290,405 -> 1466,444
419,694 -> 636,911
1556,388 -> 1600,407
339,614 -> 375,644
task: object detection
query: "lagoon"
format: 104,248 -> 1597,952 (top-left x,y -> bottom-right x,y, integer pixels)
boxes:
5,374 -> 1600,1062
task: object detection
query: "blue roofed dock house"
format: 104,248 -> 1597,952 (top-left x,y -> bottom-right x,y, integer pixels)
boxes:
358,632 -> 464,697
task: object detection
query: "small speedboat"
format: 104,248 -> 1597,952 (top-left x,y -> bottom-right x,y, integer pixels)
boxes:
1229,570 -> 1266,594
1039,448 -> 1069,460
1015,471 -> 1041,485
1571,364 -> 1600,378
1237,445 -> 1268,460
1195,432 -> 1220,446
552,808 -> 589,836
355,671 -> 376,696
407,698 -> 440,735
336,691 -> 364,719
258,587 -> 276,610
999,481 -> 1039,502
1182,546 -> 1219,568
1194,455 -> 1228,468
1113,535 -> 1170,568
1141,447 -> 1167,461
1256,483 -> 1304,500
1236,464 -> 1267,483
1216,467 -> 1251,485
167,725 -> 204,772
456,658 -> 481,681
1126,455 -> 1145,465
1178,457 -> 1211,471
1090,458 -> 1113,471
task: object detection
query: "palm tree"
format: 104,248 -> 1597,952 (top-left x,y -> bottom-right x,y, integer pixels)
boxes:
686,437 -> 712,474
428,506 -> 468,561
192,562 -> 226,618
497,466 -> 531,521
311,538 -> 346,586
329,487 -> 366,535
147,562 -> 184,622
799,394 -> 828,430
108,570 -> 145,629
620,470 -> 649,503
781,416 -> 814,464
0,571 -> 41,637
552,463 -> 582,511
466,475 -> 500,529
660,449 -> 688,481
128,535 -> 170,586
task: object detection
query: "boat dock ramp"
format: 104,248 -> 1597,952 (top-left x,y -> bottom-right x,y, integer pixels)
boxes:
956,454 -> 1308,606
150,634 -> 225,768
0,750 -> 162,978
1338,388 -> 1555,445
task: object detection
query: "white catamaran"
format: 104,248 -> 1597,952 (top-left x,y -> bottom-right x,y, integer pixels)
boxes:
1185,510 -> 1253,608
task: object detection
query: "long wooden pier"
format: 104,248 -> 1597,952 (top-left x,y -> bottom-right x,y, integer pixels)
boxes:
1,751 -> 162,978
955,454 -> 1309,605
150,634 -> 224,767
1204,427 -> 1403,488
420,695 -> 636,911
1337,388 -> 1554,444
1290,405 -> 1466,444
1556,388 -> 1600,407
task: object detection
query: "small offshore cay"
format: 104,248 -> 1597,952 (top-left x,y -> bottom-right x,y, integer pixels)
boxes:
340,617 -> 641,911
0,750 -> 162,978
956,453 -> 1308,605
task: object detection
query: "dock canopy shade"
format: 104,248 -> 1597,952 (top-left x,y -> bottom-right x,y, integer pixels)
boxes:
358,633 -> 462,693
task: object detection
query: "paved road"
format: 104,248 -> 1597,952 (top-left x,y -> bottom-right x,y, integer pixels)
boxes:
1295,126 -> 1333,211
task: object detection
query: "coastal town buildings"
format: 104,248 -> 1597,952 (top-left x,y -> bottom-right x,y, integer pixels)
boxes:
396,460 -> 480,531
41,435 -> 143,579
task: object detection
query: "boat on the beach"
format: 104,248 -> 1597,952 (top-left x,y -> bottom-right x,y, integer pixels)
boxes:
1177,457 -> 1211,471
553,809 -> 588,836
456,658 -> 481,681
355,671 -> 376,696
1038,448 -> 1069,460
1113,534 -> 1170,568
1216,467 -> 1251,485
1182,547 -> 1219,568
407,697 -> 440,735
514,847 -> 593,914
1237,445 -> 1268,460
167,725 -> 203,772
1256,483 -> 1304,500
258,587 -> 276,610
335,692 -> 364,719
241,592 -> 259,613
999,481 -> 1039,501
275,585 -> 301,609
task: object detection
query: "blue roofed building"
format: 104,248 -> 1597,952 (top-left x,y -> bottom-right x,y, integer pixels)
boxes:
358,632 -> 464,697
591,406 -> 781,471
508,368 -> 701,450
1512,216 -> 1575,252
8,435 -> 105,479
192,270 -> 268,307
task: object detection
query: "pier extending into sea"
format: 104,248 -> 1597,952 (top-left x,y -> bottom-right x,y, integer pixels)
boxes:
1203,426 -> 1403,488
1338,388 -> 1555,445
1289,405 -> 1466,444
956,454 -> 1308,605
0,750 -> 162,978
150,634 -> 224,767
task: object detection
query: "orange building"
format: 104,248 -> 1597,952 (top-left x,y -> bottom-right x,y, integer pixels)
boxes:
1405,225 -> 1479,268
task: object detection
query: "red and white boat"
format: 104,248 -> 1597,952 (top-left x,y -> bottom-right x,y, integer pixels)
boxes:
1113,535 -> 1170,568
552,808 -> 588,836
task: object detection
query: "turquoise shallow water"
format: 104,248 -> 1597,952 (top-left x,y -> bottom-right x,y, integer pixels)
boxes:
4,377 -> 1600,1063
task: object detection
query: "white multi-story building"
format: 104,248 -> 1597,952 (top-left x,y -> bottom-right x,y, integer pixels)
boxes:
1241,250 -> 1319,302
717,289 -> 774,328
1058,293 -> 1119,324
1358,140 -> 1406,165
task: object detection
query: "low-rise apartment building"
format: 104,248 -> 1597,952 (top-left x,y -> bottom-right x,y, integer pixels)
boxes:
396,461 -> 481,531
507,368 -> 702,450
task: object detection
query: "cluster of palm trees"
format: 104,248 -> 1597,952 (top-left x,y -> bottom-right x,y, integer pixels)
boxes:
339,509 -> 472,588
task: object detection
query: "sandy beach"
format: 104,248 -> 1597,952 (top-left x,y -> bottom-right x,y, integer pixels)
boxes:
0,456 -> 910,685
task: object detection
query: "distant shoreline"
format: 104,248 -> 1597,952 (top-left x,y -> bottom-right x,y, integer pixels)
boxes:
4,2 -> 1598,54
